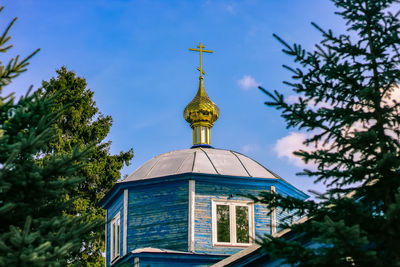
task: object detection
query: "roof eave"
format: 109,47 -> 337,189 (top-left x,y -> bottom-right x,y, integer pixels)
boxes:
98,172 -> 308,208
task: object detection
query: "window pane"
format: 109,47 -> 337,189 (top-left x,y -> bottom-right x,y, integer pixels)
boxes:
236,206 -> 249,243
217,205 -> 230,242
117,224 -> 120,253
112,224 -> 115,257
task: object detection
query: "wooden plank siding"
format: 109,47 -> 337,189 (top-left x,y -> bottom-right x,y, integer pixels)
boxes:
127,180 -> 189,252
117,252 -> 227,267
193,181 -> 271,255
106,191 -> 124,266
274,182 -> 303,232
100,173 -> 309,266
133,256 -> 222,267
275,207 -> 300,232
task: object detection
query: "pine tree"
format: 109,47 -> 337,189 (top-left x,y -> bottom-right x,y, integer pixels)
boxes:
38,67 -> 134,265
0,6 -> 101,266
257,0 -> 400,266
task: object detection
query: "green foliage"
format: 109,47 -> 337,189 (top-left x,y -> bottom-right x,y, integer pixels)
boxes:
38,67 -> 134,265
0,6 -> 102,266
0,15 -> 39,90
257,0 -> 400,266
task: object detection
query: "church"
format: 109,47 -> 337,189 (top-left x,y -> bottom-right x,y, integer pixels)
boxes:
99,43 -> 308,266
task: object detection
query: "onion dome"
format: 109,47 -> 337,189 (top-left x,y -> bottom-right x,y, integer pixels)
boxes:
184,76 -> 219,129
184,76 -> 219,147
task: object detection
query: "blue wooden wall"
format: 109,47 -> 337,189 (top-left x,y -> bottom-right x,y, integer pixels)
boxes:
274,182 -> 304,232
194,181 -> 271,255
118,252 -> 227,267
127,180 -> 189,252
106,191 -> 124,266
102,174 -> 308,266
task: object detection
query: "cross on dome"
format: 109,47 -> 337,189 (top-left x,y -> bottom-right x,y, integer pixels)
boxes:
189,42 -> 213,77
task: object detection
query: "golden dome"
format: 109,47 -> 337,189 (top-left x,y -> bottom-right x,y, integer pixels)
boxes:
184,76 -> 219,128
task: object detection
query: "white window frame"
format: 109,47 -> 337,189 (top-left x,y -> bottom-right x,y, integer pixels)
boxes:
110,212 -> 121,262
212,200 -> 254,247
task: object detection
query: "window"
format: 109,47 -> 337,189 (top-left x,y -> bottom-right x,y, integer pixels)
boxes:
212,200 -> 254,246
110,213 -> 120,261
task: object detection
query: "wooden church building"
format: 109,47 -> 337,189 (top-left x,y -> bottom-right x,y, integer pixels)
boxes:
99,43 -> 308,266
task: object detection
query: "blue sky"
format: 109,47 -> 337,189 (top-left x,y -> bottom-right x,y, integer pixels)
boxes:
3,0 -> 348,195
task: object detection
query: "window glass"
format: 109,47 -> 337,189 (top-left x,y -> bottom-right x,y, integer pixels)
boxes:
236,206 -> 249,243
111,214 -> 120,261
216,205 -> 230,242
117,223 -> 120,253
112,223 -> 116,256
213,201 -> 253,246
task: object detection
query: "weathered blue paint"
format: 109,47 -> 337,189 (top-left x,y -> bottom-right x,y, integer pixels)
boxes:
194,181 -> 271,254
275,208 -> 301,232
118,251 -> 227,267
127,180 -> 189,252
99,173 -> 308,208
100,172 -> 309,266
105,191 -> 124,266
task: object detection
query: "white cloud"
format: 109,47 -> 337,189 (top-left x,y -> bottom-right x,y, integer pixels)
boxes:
285,95 -> 299,104
238,75 -> 259,90
240,144 -> 260,154
275,85 -> 400,168
274,132 -> 316,168
382,84 -> 400,108
285,94 -> 333,109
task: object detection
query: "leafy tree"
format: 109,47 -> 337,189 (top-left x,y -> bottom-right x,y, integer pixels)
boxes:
256,0 -> 400,266
0,6 -> 101,266
38,67 -> 134,265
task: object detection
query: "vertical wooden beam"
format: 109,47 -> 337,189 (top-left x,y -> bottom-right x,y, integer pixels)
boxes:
123,189 -> 128,255
249,203 -> 255,243
105,209 -> 108,267
271,185 -> 277,235
188,180 -> 195,252
230,203 -> 236,243
211,200 -> 217,246
134,257 -> 140,267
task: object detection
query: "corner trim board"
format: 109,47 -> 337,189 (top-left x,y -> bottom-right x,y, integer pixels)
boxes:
105,209 -> 107,267
188,180 -> 195,252
123,189 -> 128,255
271,185 -> 277,235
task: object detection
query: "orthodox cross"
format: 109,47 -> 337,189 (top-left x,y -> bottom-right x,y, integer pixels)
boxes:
189,42 -> 213,77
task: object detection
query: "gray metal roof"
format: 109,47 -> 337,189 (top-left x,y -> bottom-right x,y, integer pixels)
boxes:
122,147 -> 280,182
